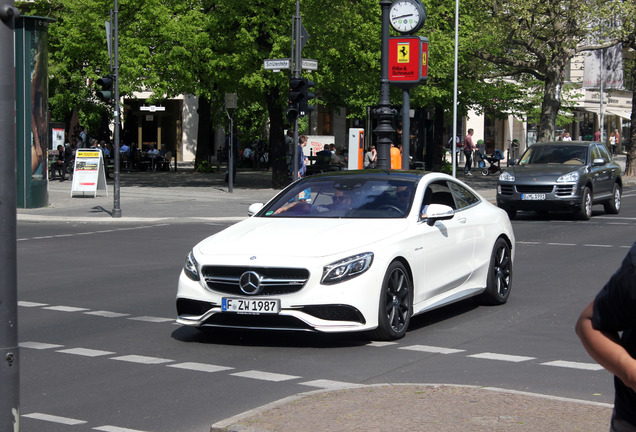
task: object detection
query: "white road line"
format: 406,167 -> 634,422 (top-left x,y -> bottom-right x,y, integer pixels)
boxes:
57,348 -> 116,357
43,305 -> 90,313
85,310 -> 130,318
110,355 -> 173,365
167,362 -> 234,373
468,352 -> 536,362
546,242 -> 577,246
127,316 -> 174,323
541,360 -> 604,371
231,370 -> 300,382
399,345 -> 465,354
18,301 -> 48,307
367,341 -> 399,347
19,341 -> 64,350
22,412 -> 86,425
93,426 -> 150,432
583,244 -> 613,248
299,379 -> 363,390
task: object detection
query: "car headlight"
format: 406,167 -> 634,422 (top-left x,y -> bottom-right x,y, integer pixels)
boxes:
184,250 -> 200,281
499,171 -> 515,182
321,252 -> 374,285
557,171 -> 579,183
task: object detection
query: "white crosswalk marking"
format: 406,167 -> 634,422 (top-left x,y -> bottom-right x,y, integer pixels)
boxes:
57,348 -> 115,357
468,352 -> 536,362
400,345 -> 465,354
231,370 -> 300,382
127,316 -> 174,323
168,362 -> 234,373
93,425 -> 150,432
85,310 -> 130,318
18,301 -> 48,307
541,360 -> 604,371
19,341 -> 63,350
300,379 -> 362,390
43,305 -> 90,312
110,355 -> 173,365
23,412 -> 86,425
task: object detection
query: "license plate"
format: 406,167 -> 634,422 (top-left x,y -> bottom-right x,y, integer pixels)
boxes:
521,193 -> 546,200
222,298 -> 280,314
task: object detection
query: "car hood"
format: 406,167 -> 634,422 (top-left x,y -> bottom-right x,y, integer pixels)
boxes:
506,164 -> 583,182
196,217 -> 409,259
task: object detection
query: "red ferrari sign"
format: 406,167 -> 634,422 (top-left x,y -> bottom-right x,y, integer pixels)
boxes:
389,36 -> 428,88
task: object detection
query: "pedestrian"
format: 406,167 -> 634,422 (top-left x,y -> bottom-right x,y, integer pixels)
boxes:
363,145 -> 377,169
562,132 -> 572,141
594,129 -> 601,142
296,134 -> 309,179
576,241 -> 636,432
51,144 -> 67,181
390,142 -> 402,169
609,132 -> 616,156
614,129 -> 620,155
464,128 -> 476,176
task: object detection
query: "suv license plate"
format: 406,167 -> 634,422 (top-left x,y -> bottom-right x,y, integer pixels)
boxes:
521,193 -> 546,200
222,298 -> 280,314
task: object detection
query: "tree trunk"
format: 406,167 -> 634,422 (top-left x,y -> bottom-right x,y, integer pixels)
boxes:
195,95 -> 211,170
537,70 -> 563,143
266,85 -> 288,188
429,104 -> 445,172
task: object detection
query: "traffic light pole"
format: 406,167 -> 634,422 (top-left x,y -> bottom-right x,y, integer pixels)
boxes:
0,2 -> 21,429
112,0 -> 121,218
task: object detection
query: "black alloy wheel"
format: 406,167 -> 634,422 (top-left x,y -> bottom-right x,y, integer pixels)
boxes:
370,261 -> 412,341
480,237 -> 512,305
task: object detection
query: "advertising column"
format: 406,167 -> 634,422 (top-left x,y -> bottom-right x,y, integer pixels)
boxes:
15,16 -> 54,208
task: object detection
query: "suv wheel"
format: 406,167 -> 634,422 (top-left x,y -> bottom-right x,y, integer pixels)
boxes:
577,187 -> 592,220
603,183 -> 621,215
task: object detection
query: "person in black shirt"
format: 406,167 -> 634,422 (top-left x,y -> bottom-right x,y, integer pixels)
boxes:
576,242 -> 636,432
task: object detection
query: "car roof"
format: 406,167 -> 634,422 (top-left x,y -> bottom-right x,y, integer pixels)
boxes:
531,141 -> 596,147
304,169 -> 432,182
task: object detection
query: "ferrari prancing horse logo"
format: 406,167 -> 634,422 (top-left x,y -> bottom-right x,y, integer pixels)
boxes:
397,42 -> 410,63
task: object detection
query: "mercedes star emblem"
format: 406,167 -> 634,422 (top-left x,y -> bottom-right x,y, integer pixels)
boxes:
239,271 -> 263,295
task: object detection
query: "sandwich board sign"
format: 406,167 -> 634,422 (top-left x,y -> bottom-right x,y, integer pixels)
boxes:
71,149 -> 108,197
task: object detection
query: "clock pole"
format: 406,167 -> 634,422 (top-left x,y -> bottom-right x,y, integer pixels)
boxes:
373,0 -> 396,171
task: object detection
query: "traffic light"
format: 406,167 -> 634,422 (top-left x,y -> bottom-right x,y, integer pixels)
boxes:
299,78 -> 315,117
96,75 -> 113,104
287,77 -> 304,121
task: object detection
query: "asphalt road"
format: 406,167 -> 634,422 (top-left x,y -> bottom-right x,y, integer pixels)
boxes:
16,187 -> 636,432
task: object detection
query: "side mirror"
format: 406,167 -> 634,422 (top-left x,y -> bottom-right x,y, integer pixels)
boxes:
592,158 -> 606,166
247,203 -> 264,217
422,204 -> 455,225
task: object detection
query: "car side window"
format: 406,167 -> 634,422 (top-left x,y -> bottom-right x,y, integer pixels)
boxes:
448,181 -> 480,210
421,182 -> 455,213
596,144 -> 610,162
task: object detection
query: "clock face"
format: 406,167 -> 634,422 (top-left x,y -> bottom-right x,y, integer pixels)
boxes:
390,0 -> 424,34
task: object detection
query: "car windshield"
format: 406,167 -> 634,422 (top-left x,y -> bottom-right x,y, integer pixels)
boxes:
518,145 -> 588,166
261,176 -> 418,218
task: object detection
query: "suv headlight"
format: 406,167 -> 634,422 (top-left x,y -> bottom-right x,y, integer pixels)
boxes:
184,250 -> 200,281
499,171 -> 515,182
321,252 -> 373,285
557,171 -> 579,183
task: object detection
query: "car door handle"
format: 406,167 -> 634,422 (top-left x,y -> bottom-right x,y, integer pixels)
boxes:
457,217 -> 467,224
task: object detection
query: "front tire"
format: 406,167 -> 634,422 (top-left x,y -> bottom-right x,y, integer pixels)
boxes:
370,261 -> 412,341
577,187 -> 592,220
603,183 -> 621,214
479,238 -> 512,305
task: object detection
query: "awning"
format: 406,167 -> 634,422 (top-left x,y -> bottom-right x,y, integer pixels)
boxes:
605,109 -> 632,120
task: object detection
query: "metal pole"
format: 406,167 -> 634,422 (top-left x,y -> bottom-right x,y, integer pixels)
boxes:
373,0 -> 395,170
112,0 -> 121,217
402,90 -> 410,169
291,1 -> 301,181
0,2 -> 20,429
228,116 -> 234,193
452,0 -> 459,177
599,49 -> 604,143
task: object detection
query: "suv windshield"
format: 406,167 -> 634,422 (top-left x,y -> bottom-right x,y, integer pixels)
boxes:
261,176 -> 418,218
519,145 -> 588,166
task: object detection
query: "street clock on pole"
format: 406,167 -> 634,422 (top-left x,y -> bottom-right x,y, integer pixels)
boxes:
389,0 -> 426,34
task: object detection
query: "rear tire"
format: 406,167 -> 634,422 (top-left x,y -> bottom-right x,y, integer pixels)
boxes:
479,238 -> 512,305
370,261 -> 412,341
481,168 -> 489,176
603,183 -> 621,215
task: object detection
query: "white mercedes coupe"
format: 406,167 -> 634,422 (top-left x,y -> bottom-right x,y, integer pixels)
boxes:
176,170 -> 515,340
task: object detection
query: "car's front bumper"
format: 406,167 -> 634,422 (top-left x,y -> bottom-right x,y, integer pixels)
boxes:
496,182 -> 582,211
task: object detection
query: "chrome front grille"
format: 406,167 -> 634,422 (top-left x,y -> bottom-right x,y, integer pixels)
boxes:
201,266 -> 309,296
555,184 -> 576,196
